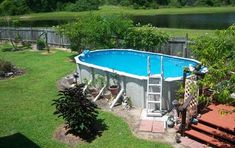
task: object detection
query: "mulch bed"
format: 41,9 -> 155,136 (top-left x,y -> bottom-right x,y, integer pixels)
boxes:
0,68 -> 25,80
53,125 -> 84,145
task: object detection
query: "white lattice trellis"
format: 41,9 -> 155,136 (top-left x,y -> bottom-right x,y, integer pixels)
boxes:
184,75 -> 199,115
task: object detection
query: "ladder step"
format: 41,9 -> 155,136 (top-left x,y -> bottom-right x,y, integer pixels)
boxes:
149,84 -> 161,86
149,74 -> 161,78
147,112 -> 162,117
147,101 -> 161,103
148,92 -> 160,95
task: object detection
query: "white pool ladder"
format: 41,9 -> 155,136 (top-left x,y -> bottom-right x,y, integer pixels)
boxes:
146,56 -> 164,117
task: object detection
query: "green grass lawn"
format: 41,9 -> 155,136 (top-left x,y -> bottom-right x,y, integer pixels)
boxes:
4,5 -> 235,21
0,44 -> 170,148
161,28 -> 216,39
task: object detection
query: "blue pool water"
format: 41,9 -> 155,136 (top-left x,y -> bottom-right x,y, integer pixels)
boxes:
79,49 -> 199,79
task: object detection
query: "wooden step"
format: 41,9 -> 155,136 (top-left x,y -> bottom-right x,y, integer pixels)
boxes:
198,118 -> 235,134
185,129 -> 233,147
191,123 -> 235,143
198,104 -> 235,134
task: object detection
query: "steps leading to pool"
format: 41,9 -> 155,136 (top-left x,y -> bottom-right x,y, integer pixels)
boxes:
184,104 -> 235,147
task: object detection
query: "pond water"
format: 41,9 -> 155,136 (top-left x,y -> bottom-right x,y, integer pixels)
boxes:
133,12 -> 235,29
1,12 -> 234,29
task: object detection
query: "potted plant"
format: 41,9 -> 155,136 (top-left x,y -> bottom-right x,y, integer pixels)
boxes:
86,76 -> 107,98
96,75 -> 106,89
92,75 -> 107,97
83,78 -> 98,97
108,73 -> 119,96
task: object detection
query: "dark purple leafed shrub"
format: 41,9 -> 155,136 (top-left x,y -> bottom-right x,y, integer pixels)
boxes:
52,84 -> 100,138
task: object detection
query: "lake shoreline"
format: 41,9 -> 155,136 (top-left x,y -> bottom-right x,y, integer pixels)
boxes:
1,5 -> 235,21
0,6 -> 233,38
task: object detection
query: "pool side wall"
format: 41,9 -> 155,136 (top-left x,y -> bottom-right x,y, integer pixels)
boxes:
77,64 -> 180,110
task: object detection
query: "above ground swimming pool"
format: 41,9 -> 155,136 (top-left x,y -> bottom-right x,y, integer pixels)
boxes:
75,49 -> 200,110
77,49 -> 199,80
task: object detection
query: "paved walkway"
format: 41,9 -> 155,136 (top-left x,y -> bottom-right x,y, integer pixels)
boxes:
139,120 -> 165,133
138,109 -> 206,148
180,137 -> 207,148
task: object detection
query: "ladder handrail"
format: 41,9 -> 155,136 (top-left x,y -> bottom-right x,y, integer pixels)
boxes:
160,56 -> 164,77
160,56 -> 163,111
147,56 -> 150,76
147,56 -> 164,77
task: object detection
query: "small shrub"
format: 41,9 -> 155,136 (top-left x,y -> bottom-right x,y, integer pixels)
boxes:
126,97 -> 133,108
36,39 -> 46,50
94,75 -> 106,89
52,84 -> 99,136
0,59 -> 14,73
22,41 -> 31,48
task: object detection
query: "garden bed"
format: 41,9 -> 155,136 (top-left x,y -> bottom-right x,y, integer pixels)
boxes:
0,59 -> 25,80
56,74 -> 181,147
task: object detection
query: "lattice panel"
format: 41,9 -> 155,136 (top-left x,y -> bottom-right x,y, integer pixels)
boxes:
184,75 -> 199,115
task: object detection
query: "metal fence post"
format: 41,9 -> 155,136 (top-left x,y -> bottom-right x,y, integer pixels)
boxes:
183,33 -> 189,58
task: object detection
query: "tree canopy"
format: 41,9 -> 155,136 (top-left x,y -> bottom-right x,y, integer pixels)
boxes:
191,25 -> 235,105
0,0 -> 100,15
0,0 -> 235,15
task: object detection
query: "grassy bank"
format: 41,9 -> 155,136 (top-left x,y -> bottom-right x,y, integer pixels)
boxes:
2,5 -> 235,21
161,28 -> 215,38
0,44 -> 170,148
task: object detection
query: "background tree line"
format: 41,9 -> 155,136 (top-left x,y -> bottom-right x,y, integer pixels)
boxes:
103,0 -> 235,8
0,0 -> 235,15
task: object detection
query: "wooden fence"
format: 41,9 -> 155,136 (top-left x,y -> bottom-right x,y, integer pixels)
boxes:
0,27 -> 191,57
0,27 -> 70,47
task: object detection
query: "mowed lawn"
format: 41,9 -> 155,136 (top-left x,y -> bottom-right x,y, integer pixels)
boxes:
0,44 -> 170,148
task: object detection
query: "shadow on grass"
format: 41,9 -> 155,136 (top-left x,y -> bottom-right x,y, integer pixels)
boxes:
0,133 -> 40,148
69,118 -> 108,143
67,54 -> 78,63
1,46 -> 30,52
1,46 -> 13,52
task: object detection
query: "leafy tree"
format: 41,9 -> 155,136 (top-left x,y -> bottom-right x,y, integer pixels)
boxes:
0,0 -> 30,15
64,0 -> 100,12
25,0 -> 62,12
56,14 -> 133,52
123,24 -> 169,51
52,84 -> 99,136
169,0 -> 182,7
191,25 -> 235,105
105,0 -> 122,5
